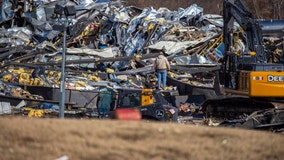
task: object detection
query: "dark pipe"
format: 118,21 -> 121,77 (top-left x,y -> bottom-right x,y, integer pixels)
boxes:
258,20 -> 284,37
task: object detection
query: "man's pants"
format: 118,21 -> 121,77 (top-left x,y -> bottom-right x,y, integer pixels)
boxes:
157,70 -> 167,89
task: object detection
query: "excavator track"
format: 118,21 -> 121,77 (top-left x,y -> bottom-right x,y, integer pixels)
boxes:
201,97 -> 276,120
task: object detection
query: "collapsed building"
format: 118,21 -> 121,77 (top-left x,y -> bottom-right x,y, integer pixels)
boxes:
0,0 -> 224,102
0,0 -> 283,130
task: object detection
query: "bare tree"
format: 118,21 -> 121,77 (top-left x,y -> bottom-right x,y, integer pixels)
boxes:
125,0 -> 284,19
274,0 -> 284,19
252,0 -> 261,19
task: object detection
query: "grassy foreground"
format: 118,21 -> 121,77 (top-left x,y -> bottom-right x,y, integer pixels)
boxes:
0,117 -> 283,160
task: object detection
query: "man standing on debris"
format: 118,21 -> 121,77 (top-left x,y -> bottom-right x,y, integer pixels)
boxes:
154,50 -> 170,90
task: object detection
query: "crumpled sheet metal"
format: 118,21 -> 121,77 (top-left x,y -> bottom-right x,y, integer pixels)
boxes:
198,14 -> 224,28
147,41 -> 200,55
177,3 -> 203,26
0,0 -> 14,23
0,27 -> 33,46
0,0 -> 234,94
172,54 -> 214,65
0,1 -> 223,60
66,47 -> 116,57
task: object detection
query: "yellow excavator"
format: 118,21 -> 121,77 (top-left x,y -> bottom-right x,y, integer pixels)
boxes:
201,0 -> 284,119
222,0 -> 284,97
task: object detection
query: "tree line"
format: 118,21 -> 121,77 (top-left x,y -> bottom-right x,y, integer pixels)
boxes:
125,0 -> 284,19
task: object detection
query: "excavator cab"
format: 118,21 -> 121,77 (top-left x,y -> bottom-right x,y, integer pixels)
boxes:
118,89 -> 154,108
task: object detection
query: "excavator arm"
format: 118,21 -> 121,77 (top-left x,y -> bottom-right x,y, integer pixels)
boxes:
223,0 -> 266,64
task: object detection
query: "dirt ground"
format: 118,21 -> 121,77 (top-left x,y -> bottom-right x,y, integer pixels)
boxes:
0,117 -> 283,160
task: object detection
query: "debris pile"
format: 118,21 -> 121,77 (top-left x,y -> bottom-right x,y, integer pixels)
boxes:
0,0 -> 283,130
0,0 -> 224,93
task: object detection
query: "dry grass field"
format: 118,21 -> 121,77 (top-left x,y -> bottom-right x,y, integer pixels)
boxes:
0,117 -> 283,160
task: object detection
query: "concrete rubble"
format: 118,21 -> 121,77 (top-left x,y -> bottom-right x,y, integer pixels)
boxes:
0,0 -> 283,129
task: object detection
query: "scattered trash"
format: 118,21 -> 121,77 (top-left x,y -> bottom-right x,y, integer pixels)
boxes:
0,102 -> 11,115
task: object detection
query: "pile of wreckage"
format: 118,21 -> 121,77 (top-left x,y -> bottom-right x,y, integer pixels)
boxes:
0,0 -> 283,131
